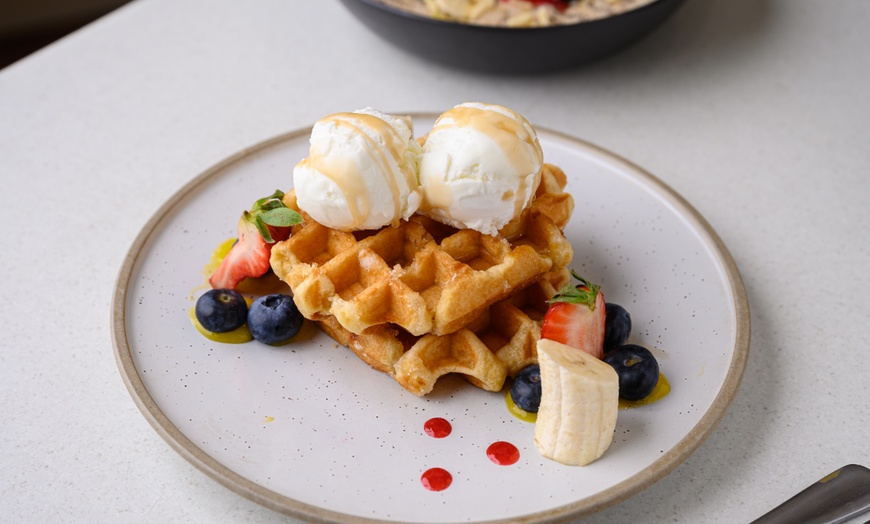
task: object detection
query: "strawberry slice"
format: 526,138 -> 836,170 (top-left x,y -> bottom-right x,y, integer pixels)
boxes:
208,190 -> 302,290
540,272 -> 606,359
208,216 -> 271,289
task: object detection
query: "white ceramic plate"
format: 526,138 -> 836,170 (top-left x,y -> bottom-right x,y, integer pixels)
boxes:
112,115 -> 750,523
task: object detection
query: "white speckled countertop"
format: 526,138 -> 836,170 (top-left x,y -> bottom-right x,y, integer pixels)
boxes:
1,1 -> 868,522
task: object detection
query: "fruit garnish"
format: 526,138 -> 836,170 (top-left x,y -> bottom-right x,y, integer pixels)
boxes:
500,0 -> 570,10
604,302 -> 632,352
195,288 -> 248,333
530,0 -> 570,11
246,190 -> 301,243
208,190 -> 302,290
248,293 -> 304,345
603,344 -> 660,401
541,271 -> 606,359
534,338 -> 619,466
510,364 -> 542,413
548,271 -> 600,308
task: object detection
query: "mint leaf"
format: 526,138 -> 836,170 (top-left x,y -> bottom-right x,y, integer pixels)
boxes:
251,190 -> 286,213
260,207 -> 303,227
240,189 -> 301,244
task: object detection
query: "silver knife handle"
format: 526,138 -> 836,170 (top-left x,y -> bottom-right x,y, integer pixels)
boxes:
751,464 -> 870,524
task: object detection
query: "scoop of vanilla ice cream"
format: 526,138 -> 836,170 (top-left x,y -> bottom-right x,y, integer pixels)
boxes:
293,108 -> 423,231
418,102 -> 544,235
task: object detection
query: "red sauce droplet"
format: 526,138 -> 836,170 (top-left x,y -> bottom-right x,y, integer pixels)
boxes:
423,417 -> 452,438
487,441 -> 520,466
421,467 -> 452,491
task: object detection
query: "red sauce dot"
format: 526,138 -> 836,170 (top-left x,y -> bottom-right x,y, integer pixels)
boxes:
423,417 -> 452,438
486,441 -> 520,466
421,467 -> 452,491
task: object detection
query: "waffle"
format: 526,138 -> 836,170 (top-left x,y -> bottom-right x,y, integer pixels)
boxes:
317,268 -> 570,396
270,164 -> 575,339
270,163 -> 575,395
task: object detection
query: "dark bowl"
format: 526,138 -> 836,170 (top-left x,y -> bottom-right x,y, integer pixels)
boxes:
338,0 -> 686,74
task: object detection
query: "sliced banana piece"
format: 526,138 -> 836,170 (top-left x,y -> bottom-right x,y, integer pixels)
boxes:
534,338 -> 619,466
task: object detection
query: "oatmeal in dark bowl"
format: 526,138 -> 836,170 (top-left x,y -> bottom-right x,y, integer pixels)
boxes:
376,0 -> 659,28
339,0 -> 685,73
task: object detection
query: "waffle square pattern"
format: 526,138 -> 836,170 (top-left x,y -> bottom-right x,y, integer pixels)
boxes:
270,164 -> 575,395
316,268 -> 570,396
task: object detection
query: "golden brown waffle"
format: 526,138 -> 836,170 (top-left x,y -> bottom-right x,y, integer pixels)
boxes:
316,269 -> 570,396
270,163 -> 575,395
271,164 -> 574,339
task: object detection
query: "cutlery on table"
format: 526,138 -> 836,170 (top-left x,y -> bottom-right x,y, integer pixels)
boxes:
750,464 -> 870,524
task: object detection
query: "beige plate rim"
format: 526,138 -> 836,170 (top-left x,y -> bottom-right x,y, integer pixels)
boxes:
111,114 -> 751,524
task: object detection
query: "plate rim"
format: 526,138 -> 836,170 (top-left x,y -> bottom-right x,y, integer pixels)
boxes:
111,114 -> 751,524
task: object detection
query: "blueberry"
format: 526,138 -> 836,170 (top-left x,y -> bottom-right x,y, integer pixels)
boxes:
604,303 -> 631,352
603,344 -> 659,400
195,289 -> 248,333
510,365 -> 542,413
247,294 -> 303,345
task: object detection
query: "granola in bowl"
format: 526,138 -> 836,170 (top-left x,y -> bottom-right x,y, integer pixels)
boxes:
377,0 -> 658,27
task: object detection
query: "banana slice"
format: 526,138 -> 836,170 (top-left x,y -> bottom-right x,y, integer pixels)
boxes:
534,338 -> 619,466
